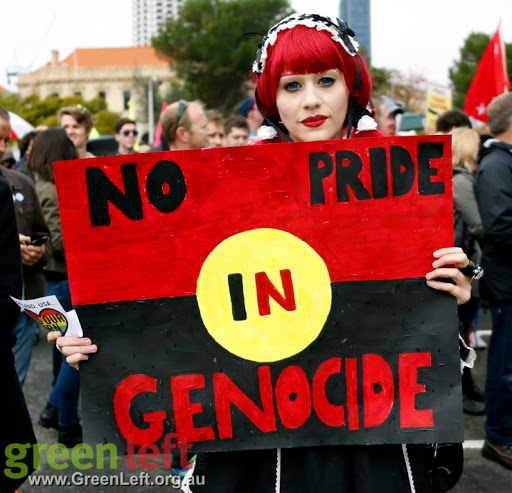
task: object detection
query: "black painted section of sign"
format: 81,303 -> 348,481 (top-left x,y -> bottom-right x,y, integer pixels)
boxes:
77,278 -> 462,454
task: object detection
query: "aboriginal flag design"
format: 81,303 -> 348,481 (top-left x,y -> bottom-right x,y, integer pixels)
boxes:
54,135 -> 463,454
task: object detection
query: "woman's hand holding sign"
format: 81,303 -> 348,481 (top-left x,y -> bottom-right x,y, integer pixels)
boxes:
425,247 -> 472,305
47,331 -> 97,369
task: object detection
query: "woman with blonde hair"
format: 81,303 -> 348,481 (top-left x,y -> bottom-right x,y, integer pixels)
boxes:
451,127 -> 485,415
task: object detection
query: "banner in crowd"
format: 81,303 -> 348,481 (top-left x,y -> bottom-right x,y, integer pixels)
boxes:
54,135 -> 462,454
426,83 -> 452,133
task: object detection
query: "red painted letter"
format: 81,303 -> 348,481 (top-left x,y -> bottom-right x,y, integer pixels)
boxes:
114,374 -> 166,446
312,358 -> 345,427
255,269 -> 296,316
275,366 -> 312,429
363,354 -> 394,428
213,366 -> 276,439
399,353 -> 434,428
170,374 -> 215,444
345,357 -> 360,430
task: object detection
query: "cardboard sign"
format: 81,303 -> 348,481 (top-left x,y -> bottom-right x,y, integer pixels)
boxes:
54,135 -> 462,454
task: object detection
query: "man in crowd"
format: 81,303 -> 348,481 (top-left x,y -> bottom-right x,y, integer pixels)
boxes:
436,110 -> 471,133
372,94 -> 404,136
205,109 -> 224,148
238,97 -> 263,142
113,118 -> 138,155
1,148 -> 15,168
160,100 -> 208,150
223,115 -> 249,147
476,92 -> 512,469
59,106 -> 95,158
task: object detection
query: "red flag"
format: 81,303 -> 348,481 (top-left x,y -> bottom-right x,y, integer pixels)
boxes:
152,101 -> 168,148
463,22 -> 511,123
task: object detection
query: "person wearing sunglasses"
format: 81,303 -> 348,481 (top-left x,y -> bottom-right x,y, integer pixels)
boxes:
114,118 -> 138,155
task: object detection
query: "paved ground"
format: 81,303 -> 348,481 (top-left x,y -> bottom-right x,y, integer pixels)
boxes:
17,307 -> 511,491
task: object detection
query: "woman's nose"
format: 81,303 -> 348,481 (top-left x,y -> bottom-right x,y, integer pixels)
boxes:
302,84 -> 321,109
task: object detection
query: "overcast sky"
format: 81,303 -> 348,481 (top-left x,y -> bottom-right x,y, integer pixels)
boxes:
2,0 -> 511,91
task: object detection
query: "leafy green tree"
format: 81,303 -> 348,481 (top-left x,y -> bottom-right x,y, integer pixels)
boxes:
370,66 -> 396,96
0,93 -> 21,113
0,92 -> 118,136
152,0 -> 292,112
449,32 -> 512,109
95,110 -> 119,135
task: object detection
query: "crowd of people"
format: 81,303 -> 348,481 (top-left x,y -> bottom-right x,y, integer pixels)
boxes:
1,11 -> 512,493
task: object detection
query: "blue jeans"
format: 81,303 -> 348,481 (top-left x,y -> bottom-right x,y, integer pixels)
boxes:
12,311 -> 38,386
45,279 -> 80,427
485,302 -> 512,444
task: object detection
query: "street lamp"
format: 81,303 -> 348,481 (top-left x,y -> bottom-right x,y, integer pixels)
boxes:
148,76 -> 161,146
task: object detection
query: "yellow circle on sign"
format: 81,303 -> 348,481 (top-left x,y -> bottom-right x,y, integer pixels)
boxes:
196,228 -> 332,362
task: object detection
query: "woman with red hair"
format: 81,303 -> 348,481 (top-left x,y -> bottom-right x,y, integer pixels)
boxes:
188,14 -> 474,493
52,13 -> 477,493
253,13 -> 376,143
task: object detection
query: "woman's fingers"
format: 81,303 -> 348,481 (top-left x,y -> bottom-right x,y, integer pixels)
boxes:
433,254 -> 469,269
426,267 -> 472,305
47,331 -> 61,344
55,336 -> 98,370
56,336 -> 93,348
433,247 -> 464,258
66,353 -> 91,370
47,333 -> 98,370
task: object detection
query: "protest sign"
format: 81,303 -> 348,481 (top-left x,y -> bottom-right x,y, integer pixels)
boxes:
54,135 -> 462,454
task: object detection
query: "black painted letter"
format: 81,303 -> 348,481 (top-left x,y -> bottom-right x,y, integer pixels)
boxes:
335,150 -> 371,202
146,161 -> 187,213
390,146 -> 415,197
418,143 -> 445,196
369,147 -> 388,199
309,152 -> 334,205
87,164 -> 142,226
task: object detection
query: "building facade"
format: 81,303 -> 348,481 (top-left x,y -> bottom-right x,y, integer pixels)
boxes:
16,47 -> 175,119
340,0 -> 371,60
132,0 -> 186,46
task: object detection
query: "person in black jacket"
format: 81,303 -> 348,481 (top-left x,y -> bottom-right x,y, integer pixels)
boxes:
0,165 -> 53,386
476,92 -> 512,470
0,105 -> 36,491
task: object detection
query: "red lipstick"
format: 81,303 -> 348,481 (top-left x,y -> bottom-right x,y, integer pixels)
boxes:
301,115 -> 327,127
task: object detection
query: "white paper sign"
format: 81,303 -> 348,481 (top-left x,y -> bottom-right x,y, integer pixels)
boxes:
10,295 -> 83,337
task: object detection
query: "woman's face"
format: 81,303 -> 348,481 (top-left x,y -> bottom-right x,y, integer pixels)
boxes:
276,69 -> 350,142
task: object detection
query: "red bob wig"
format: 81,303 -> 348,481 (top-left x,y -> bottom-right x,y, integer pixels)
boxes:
254,25 -> 372,125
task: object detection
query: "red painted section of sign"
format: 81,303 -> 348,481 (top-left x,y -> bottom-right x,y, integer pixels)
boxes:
53,136 -> 452,306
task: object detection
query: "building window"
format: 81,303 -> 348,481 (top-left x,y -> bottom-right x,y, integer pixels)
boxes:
98,91 -> 106,100
74,91 -> 82,96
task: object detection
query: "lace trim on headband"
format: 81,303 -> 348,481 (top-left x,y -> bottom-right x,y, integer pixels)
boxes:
253,13 -> 359,74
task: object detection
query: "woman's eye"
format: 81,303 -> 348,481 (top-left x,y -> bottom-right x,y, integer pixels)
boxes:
284,81 -> 301,91
319,77 -> 335,87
